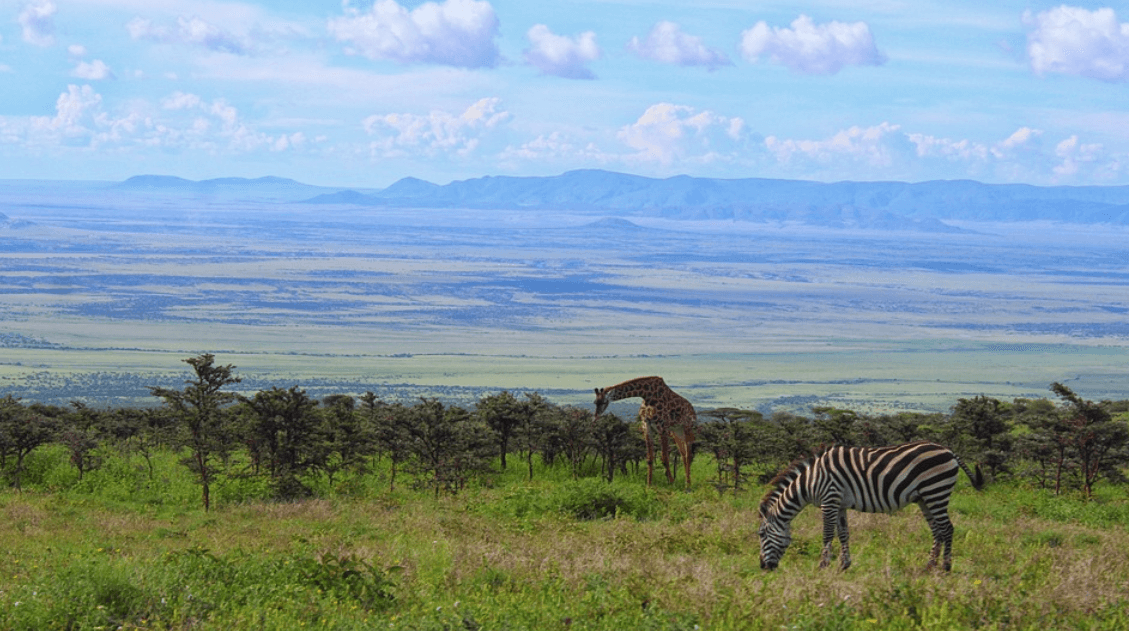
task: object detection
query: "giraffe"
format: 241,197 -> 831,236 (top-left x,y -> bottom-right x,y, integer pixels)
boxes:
594,376 -> 697,488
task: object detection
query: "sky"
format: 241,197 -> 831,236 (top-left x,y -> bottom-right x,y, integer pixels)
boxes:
1,0 -> 1129,188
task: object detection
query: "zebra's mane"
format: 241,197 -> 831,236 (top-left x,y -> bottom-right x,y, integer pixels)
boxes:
759,450 -> 818,518
758,444 -> 844,518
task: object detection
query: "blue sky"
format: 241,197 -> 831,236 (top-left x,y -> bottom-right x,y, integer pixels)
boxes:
2,0 -> 1128,188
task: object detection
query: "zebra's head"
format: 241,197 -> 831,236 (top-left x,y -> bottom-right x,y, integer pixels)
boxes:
757,516 -> 791,571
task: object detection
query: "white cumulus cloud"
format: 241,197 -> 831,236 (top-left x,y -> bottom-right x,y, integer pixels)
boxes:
739,15 -> 886,75
161,91 -> 204,110
524,24 -> 600,79
19,0 -> 57,47
500,131 -> 608,164
1054,134 -> 1104,178
991,126 -> 1044,159
765,122 -> 905,168
1025,5 -> 1129,82
618,103 -> 746,165
363,97 -> 510,157
71,60 -> 114,80
20,85 -> 141,149
126,15 -> 252,54
763,124 -> 1120,183
328,0 -> 501,69
906,133 -> 989,162
0,85 -> 307,156
627,21 -> 731,70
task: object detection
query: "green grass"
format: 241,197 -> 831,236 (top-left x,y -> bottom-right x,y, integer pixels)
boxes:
1,452 -> 1128,630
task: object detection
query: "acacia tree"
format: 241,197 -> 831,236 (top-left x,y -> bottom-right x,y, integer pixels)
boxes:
1015,398 -> 1075,493
698,408 -> 764,491
362,393 -> 412,492
149,354 -> 241,511
237,386 -> 321,499
769,411 -> 819,462
949,396 -> 1011,477
477,391 -> 525,470
1050,383 -> 1129,497
0,395 -> 57,490
554,407 -> 593,479
320,394 -> 375,488
590,412 -> 632,483
861,412 -> 935,447
404,399 -> 495,497
513,393 -> 555,481
60,401 -> 104,481
116,407 -> 177,481
811,407 -> 858,446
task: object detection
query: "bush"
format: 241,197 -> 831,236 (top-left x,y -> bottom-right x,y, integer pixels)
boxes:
555,479 -> 656,521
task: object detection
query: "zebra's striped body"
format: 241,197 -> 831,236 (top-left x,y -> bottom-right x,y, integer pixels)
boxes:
757,441 -> 983,571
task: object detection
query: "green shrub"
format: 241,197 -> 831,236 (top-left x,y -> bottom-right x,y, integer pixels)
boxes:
1,556 -> 161,630
555,478 -> 657,520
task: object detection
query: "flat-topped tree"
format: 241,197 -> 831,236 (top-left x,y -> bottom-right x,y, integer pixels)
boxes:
149,354 -> 241,511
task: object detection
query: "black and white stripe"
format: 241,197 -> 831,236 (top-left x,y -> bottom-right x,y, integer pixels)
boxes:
757,441 -> 983,571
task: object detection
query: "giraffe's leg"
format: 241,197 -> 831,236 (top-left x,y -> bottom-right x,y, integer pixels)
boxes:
645,438 -> 655,487
659,431 -> 675,484
640,420 -> 654,487
673,433 -> 691,488
684,423 -> 695,468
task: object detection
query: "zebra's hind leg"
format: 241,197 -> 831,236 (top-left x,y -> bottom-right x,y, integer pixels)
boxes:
941,526 -> 954,571
820,504 -> 841,569
922,507 -> 955,572
837,510 -> 852,571
918,499 -> 944,571
926,539 -> 942,570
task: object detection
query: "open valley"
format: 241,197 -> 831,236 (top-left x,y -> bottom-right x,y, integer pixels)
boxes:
2,178 -> 1129,413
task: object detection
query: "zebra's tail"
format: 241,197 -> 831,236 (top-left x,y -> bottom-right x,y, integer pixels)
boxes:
957,456 -> 985,491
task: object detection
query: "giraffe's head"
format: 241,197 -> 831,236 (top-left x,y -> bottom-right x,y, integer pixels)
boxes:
593,387 -> 610,418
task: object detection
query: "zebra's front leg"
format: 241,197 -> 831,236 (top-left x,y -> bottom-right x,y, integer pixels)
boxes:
819,504 -> 840,569
837,510 -> 852,571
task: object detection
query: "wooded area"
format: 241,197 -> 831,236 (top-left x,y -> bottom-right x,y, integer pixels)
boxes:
3,354 -> 1128,511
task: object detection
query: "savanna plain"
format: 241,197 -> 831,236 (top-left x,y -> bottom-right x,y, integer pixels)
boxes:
3,180 -> 1128,413
1,180 -> 1129,629
2,447 -> 1129,630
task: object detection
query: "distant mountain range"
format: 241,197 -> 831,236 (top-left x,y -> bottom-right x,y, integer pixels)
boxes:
114,170 -> 1129,231
115,174 -> 334,202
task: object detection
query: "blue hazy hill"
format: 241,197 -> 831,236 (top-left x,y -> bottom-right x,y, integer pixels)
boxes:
317,169 -> 1129,228
35,169 -> 1129,230
117,174 -> 332,202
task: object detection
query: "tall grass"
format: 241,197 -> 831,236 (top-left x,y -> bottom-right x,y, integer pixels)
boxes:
1,449 -> 1127,629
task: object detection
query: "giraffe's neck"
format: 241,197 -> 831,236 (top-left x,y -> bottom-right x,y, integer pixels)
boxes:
607,376 -> 667,402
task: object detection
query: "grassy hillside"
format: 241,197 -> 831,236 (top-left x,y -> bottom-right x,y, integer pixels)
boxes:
1,447 -> 1127,630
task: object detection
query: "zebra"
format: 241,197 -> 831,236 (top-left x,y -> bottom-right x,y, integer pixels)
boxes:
757,441 -> 983,572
